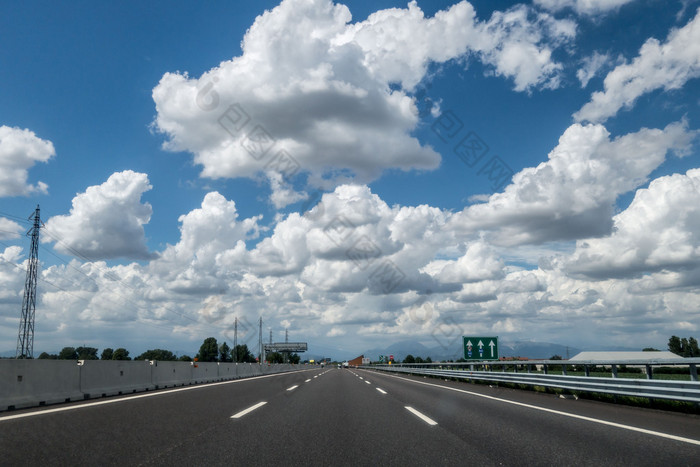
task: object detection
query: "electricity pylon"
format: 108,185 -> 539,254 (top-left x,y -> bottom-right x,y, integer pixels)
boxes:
16,205 -> 41,359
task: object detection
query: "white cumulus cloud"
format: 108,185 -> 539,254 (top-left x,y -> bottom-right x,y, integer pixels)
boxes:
577,51 -> 613,87
575,8 -> 700,122
0,218 -> 23,240
152,191 -> 262,294
152,0 -> 575,204
534,0 -> 637,16
43,171 -> 156,260
566,168 -> 700,278
451,120 -> 696,246
0,126 -> 55,197
477,4 -> 576,91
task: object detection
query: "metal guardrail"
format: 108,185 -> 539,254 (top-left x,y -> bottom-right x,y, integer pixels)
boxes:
360,359 -> 700,403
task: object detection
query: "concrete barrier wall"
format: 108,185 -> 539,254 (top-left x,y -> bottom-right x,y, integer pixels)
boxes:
0,359 -> 82,410
218,363 -> 237,379
151,361 -> 193,388
192,362 -> 220,383
237,363 -> 257,378
1,360 -> 300,411
80,360 -> 153,398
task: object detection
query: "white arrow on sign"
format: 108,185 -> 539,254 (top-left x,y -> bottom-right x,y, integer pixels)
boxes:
477,340 -> 484,349
466,340 -> 472,349
489,340 -> 496,357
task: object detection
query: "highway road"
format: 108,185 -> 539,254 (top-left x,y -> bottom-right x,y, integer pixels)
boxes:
1,366 -> 698,465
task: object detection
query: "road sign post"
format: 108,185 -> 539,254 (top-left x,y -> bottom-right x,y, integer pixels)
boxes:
463,336 -> 499,360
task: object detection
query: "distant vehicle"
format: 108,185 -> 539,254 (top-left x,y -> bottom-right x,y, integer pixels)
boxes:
343,361 -> 348,368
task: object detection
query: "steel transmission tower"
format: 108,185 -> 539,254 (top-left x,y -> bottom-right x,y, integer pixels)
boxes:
16,205 -> 41,359
258,317 -> 264,363
233,317 -> 238,362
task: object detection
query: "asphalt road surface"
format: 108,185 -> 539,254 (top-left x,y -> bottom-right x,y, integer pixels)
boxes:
1,367 -> 698,466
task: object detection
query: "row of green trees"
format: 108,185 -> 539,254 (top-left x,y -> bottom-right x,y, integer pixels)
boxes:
194,337 -> 257,363
37,346 -> 124,361
37,346 -> 187,361
402,354 -> 432,364
668,336 -> 699,357
36,337 -> 260,363
264,351 -> 301,364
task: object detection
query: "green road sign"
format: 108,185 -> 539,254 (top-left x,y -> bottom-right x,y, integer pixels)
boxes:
463,336 -> 499,360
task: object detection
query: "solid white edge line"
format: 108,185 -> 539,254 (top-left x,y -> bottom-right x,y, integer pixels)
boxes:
287,385 -> 299,391
231,401 -> 267,419
0,369 -> 314,422
365,371 -> 700,446
405,406 -> 438,426
376,388 -> 387,395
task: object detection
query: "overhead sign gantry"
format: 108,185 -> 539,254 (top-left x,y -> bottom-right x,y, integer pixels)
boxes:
263,342 -> 308,353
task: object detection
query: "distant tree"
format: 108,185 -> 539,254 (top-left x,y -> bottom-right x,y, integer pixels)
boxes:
403,354 -> 415,364
178,355 -> 193,362
668,335 -> 699,357
38,352 -> 57,359
266,352 -> 284,364
219,342 -> 231,362
549,354 -> 563,371
689,337 -> 699,357
58,347 -> 78,360
196,337 -> 219,362
642,347 -> 660,352
112,348 -> 131,360
668,336 -> 682,356
289,353 -> 300,364
425,357 -> 432,363
101,348 -> 114,360
233,344 -> 255,363
415,356 -> 424,364
244,351 -> 256,363
76,346 -> 98,360
135,349 -> 176,361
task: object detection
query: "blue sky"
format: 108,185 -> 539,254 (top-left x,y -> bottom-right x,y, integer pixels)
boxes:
1,0 -> 700,359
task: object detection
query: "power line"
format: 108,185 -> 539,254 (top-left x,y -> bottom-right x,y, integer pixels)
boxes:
0,210 -> 33,225
1,250 -> 211,345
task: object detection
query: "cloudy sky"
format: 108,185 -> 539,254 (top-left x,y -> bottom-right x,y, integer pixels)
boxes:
1,0 -> 699,359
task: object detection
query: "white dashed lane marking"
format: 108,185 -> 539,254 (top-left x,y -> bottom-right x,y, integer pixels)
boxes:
405,406 -> 438,426
231,401 -> 267,419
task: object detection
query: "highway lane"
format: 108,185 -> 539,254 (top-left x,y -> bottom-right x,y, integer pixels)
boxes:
353,368 -> 700,464
354,368 -> 700,440
1,366 -> 698,465
0,368 -> 319,465
153,366 -> 482,465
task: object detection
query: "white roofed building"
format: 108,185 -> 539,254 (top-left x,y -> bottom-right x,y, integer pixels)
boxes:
569,351 -> 683,361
